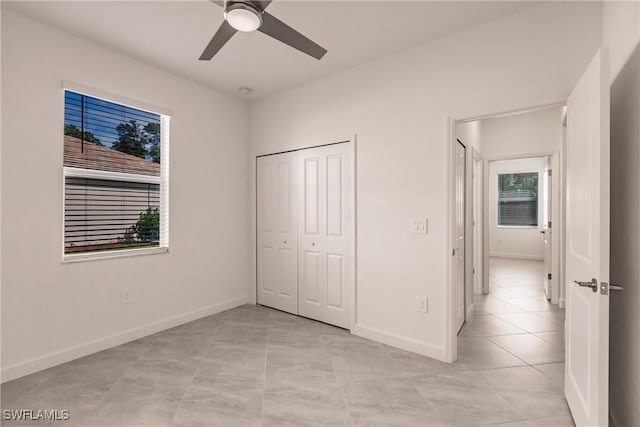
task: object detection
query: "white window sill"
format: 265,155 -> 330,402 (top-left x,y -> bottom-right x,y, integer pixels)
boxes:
62,247 -> 169,264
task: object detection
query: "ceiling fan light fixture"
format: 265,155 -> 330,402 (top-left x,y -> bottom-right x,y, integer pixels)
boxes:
225,2 -> 262,32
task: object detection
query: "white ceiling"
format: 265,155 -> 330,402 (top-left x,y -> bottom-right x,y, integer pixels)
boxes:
2,1 -> 536,100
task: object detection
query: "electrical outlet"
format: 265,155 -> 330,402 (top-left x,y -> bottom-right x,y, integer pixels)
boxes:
122,288 -> 132,304
417,296 -> 428,313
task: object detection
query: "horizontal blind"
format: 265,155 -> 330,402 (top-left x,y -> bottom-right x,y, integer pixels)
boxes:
64,177 -> 160,253
498,172 -> 538,226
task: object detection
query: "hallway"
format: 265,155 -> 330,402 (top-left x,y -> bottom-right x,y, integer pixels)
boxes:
458,257 -> 570,425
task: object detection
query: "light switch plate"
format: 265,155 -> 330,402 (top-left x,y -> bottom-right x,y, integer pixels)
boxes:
417,296 -> 428,313
412,218 -> 428,234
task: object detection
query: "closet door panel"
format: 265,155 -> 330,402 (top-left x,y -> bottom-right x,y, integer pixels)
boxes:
303,250 -> 322,304
257,152 -> 298,315
326,154 -> 343,236
278,247 -> 297,298
303,157 -> 320,235
299,152 -> 325,321
326,253 -> 344,309
298,144 -> 352,328
323,147 -> 351,328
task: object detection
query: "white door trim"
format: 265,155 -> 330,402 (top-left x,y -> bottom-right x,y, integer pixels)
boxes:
472,149 -> 484,296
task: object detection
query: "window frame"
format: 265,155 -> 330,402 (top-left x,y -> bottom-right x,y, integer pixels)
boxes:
61,82 -> 170,262
496,171 -> 539,229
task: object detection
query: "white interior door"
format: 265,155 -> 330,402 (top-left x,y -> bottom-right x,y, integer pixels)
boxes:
542,159 -> 552,300
256,152 -> 299,315
455,141 -> 466,332
565,48 -> 610,427
298,143 -> 353,329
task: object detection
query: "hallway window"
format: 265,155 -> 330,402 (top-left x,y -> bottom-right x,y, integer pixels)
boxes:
497,172 -> 538,226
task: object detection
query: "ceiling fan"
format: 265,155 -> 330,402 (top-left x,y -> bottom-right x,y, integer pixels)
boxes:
199,0 -> 327,61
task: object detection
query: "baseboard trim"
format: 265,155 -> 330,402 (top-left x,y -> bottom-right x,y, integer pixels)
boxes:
1,296 -> 248,383
351,323 -> 447,362
490,253 -> 544,261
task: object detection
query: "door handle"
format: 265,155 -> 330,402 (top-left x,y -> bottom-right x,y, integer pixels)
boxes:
540,230 -> 546,234
610,284 -> 624,292
574,278 -> 597,292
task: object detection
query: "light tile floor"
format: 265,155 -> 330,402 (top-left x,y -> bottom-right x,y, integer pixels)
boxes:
1,258 -> 571,426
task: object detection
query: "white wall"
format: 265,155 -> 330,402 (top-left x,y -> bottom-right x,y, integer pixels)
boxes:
1,10 -> 251,381
249,2 -> 602,361
480,106 -> 564,159
604,1 -> 640,425
480,106 -> 563,262
488,158 -> 546,260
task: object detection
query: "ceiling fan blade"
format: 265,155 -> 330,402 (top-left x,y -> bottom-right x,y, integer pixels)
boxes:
258,11 -> 327,60
199,21 -> 237,60
253,0 -> 272,11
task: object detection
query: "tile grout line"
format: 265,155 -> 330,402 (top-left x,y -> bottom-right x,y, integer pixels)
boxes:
260,325 -> 269,426
476,334 -> 531,367
6,366 -> 64,408
328,345 -> 357,427
485,331 -> 565,366
71,335 -> 159,424
171,316 -> 225,425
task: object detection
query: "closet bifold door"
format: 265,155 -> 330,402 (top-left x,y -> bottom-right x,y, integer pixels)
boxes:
298,143 -> 353,329
256,152 -> 299,315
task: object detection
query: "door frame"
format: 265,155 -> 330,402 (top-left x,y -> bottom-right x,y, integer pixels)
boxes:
447,108 -> 566,362
472,149 -> 484,296
454,139 -> 467,333
253,136 -> 358,330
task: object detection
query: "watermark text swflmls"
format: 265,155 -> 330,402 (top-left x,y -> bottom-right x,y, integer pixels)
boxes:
3,409 -> 70,421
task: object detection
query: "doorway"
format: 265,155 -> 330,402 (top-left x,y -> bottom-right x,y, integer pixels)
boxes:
451,105 -> 566,370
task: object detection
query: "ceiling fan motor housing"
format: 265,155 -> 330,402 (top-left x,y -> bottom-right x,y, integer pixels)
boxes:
224,1 -> 264,32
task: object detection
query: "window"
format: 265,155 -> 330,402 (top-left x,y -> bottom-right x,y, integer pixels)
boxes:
63,88 -> 169,259
497,172 -> 538,227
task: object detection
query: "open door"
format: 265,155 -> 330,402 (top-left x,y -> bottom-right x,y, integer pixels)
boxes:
564,49 -> 610,426
455,140 -> 466,333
